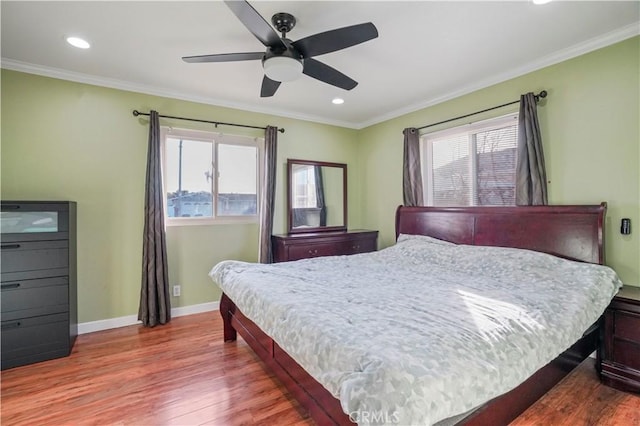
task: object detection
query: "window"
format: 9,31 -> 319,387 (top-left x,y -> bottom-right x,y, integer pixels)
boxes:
291,164 -> 317,208
421,113 -> 518,206
162,127 -> 262,224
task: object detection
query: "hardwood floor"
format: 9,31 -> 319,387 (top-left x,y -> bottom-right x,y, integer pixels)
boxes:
1,311 -> 638,425
513,359 -> 640,426
1,312 -> 310,426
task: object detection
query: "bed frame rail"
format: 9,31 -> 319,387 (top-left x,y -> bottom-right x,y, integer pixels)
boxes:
220,293 -> 351,425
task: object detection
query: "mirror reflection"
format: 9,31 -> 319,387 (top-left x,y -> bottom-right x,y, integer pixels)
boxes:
287,159 -> 346,233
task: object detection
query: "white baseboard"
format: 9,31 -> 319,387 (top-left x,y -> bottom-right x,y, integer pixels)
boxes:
77,301 -> 220,335
172,301 -> 220,317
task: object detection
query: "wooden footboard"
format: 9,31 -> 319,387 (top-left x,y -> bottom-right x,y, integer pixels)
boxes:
220,293 -> 351,425
220,292 -> 599,426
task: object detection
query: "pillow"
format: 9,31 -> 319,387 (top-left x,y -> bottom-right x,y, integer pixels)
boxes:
397,233 -> 456,246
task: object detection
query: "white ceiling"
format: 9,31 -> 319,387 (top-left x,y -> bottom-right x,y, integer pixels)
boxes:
2,1 -> 639,129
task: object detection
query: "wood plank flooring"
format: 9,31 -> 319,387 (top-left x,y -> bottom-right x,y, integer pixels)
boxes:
513,358 -> 640,426
1,311 -> 638,425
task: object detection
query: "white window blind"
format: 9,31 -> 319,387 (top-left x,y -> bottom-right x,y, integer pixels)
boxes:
422,113 -> 518,206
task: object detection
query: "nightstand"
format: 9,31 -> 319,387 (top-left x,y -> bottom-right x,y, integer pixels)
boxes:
599,286 -> 640,393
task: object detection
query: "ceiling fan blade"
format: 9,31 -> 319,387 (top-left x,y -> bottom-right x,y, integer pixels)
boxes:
260,75 -> 281,97
302,58 -> 357,90
292,22 -> 378,58
224,0 -> 286,49
182,52 -> 264,63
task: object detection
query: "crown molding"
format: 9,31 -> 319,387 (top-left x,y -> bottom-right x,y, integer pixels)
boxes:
2,22 -> 638,131
357,22 -> 640,129
0,59 -> 358,130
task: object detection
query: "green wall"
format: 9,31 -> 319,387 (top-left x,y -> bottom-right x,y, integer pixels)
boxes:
358,36 -> 639,286
0,70 -> 359,322
1,36 -> 638,325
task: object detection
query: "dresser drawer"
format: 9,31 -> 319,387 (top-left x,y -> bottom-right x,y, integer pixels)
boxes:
287,242 -> 338,260
1,202 -> 70,243
1,313 -> 70,369
612,339 -> 640,371
1,240 -> 68,275
340,237 -> 377,255
615,310 -> 640,342
272,230 -> 378,262
1,277 -> 69,321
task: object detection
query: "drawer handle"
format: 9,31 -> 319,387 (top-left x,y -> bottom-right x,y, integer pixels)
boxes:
0,244 -> 21,250
353,245 -> 360,250
1,205 -> 21,210
308,249 -> 318,255
1,283 -> 21,290
2,321 -> 21,329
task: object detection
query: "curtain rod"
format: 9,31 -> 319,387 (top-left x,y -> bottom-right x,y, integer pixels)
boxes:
132,110 -> 285,133
416,90 -> 547,132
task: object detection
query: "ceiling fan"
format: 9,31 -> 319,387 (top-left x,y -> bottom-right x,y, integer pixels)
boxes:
182,0 -> 378,98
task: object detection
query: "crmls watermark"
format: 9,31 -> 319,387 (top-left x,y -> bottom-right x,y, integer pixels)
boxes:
348,410 -> 400,424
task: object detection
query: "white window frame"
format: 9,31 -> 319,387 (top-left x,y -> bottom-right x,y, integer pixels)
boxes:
421,113 -> 518,206
161,126 -> 264,226
291,164 -> 318,209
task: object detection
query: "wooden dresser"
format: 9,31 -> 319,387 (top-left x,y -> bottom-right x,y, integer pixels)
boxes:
1,201 -> 78,370
599,285 -> 640,393
272,230 -> 378,263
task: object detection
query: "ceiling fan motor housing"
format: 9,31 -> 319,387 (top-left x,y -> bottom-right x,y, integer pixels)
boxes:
272,12 -> 296,35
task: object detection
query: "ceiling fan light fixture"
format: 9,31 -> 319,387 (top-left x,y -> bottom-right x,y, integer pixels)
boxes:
263,56 -> 303,82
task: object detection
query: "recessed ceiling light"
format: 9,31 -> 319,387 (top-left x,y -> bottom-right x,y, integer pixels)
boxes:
332,98 -> 344,105
66,36 -> 90,49
532,0 -> 552,4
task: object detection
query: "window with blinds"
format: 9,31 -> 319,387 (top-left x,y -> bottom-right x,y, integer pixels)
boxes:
422,113 -> 518,206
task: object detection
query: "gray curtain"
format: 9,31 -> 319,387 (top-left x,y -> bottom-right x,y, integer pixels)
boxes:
403,127 -> 424,206
516,93 -> 548,205
314,166 -> 327,226
138,110 -> 171,327
259,126 -> 278,263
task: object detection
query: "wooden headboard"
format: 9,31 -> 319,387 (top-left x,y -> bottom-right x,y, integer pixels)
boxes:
395,203 -> 606,264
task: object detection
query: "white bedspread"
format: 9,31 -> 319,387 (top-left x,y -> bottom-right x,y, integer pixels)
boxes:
209,234 -> 622,425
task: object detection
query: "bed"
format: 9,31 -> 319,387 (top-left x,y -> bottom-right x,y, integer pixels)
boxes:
210,203 -> 622,425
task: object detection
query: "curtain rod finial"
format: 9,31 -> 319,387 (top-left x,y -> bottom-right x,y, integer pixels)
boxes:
538,90 -> 547,99
132,110 -> 140,117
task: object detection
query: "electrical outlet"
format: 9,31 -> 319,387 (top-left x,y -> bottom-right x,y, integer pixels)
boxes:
172,285 -> 181,297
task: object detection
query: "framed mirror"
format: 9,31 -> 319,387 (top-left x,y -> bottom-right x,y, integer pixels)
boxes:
287,159 -> 347,234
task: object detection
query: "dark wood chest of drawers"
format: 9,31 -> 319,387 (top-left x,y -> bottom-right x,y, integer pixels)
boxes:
599,286 -> 640,393
272,230 -> 378,262
1,201 -> 77,370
